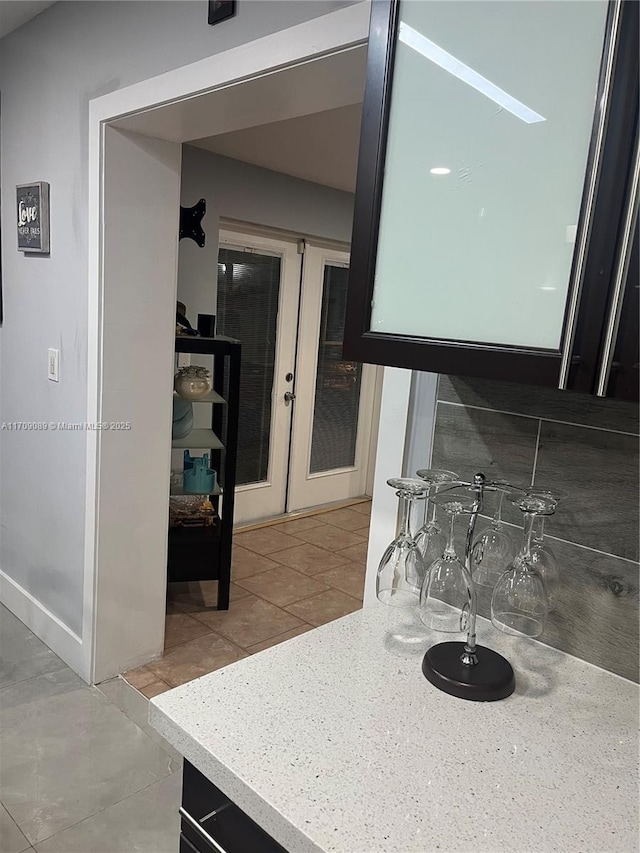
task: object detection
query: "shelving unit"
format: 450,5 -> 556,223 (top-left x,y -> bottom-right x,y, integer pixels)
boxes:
169,335 -> 241,610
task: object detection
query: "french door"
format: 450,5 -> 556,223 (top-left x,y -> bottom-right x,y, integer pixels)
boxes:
216,228 -> 377,525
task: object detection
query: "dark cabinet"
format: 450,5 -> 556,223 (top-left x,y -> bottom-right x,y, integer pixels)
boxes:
179,761 -> 287,853
344,0 -> 638,401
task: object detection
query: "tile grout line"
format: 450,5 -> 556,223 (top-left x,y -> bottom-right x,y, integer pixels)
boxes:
438,399 -> 639,437
478,513 -> 639,564
530,418 -> 543,485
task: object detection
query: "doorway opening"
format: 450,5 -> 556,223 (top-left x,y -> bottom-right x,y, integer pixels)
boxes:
87,6 -> 399,685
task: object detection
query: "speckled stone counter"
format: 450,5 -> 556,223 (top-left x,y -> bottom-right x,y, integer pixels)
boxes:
150,604 -> 639,853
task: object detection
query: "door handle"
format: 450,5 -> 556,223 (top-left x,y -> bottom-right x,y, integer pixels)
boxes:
284,391 -> 296,404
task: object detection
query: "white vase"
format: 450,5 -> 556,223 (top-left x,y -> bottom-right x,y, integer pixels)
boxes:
174,372 -> 211,400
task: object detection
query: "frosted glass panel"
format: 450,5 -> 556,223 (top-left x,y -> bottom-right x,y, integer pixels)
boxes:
371,0 -> 608,349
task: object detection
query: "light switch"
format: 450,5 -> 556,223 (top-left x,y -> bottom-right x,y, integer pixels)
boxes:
48,348 -> 59,382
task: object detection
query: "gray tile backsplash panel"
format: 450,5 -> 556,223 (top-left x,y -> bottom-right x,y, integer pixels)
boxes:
431,376 -> 639,680
438,375 -> 640,435
470,518 -> 639,682
535,422 -> 639,562
431,402 -> 538,526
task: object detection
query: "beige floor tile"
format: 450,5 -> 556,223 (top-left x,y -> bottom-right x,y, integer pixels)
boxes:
285,589 -> 362,627
246,625 -> 314,654
270,542 -> 352,575
123,665 -> 158,691
321,507 -> 370,532
235,566 -> 330,607
350,500 -> 372,516
231,545 -> 281,579
292,524 -> 366,551
316,562 -> 366,600
164,612 -> 212,649
170,580 -> 249,613
147,633 -> 246,687
234,527 -> 302,555
338,542 -> 369,564
272,516 -> 324,535
192,595 -> 304,648
139,680 -> 172,699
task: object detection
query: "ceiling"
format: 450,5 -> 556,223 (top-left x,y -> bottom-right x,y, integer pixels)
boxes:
0,1 -> 55,39
190,103 -> 363,194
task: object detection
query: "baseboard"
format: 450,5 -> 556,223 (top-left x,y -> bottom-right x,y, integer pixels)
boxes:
0,568 -> 89,682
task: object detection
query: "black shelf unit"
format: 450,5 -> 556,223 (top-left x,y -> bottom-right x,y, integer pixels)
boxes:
168,335 -> 241,610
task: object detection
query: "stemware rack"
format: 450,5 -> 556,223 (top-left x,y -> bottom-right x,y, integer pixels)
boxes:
379,470 -> 562,702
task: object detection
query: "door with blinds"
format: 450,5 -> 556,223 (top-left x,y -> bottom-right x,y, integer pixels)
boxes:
287,244 -> 377,512
216,230 -> 377,524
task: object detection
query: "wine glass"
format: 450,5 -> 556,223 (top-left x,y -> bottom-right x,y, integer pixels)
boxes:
414,469 -> 460,568
526,488 -> 562,610
419,489 -> 476,633
376,478 -> 427,607
470,483 -> 516,588
491,494 -> 552,638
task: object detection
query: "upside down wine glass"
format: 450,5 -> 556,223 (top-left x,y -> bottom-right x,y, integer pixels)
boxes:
470,483 -> 516,588
414,469 -> 460,569
419,492 -> 474,633
491,494 -> 553,638
376,478 -> 427,607
526,488 -> 562,611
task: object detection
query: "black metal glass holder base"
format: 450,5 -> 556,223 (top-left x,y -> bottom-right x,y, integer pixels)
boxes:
422,641 -> 515,702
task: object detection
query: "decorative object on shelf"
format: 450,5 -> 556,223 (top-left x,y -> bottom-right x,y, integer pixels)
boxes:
208,0 -> 236,26
197,313 -> 216,337
169,495 -> 217,528
376,478 -> 427,607
183,453 -> 217,494
172,398 -> 194,440
175,365 -> 212,400
16,182 -> 50,253
177,301 -> 199,336
179,199 -> 206,247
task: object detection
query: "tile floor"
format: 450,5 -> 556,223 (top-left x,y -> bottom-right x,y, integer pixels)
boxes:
124,500 -> 371,696
0,604 -> 181,853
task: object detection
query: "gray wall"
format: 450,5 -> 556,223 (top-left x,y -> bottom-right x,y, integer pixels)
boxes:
178,144 -> 355,321
431,375 -> 639,681
0,0 -> 355,636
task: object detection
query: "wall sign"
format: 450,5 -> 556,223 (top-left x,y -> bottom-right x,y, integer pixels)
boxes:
16,182 -> 50,253
208,0 -> 236,26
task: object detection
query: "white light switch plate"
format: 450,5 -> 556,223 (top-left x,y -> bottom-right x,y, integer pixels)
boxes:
48,348 -> 60,382
177,353 -> 191,368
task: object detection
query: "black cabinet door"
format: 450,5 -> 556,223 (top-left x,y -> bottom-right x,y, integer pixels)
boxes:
344,0 -> 638,394
180,761 -> 288,853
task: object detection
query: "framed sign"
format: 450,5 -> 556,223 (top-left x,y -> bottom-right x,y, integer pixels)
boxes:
208,0 -> 236,26
16,182 -> 50,253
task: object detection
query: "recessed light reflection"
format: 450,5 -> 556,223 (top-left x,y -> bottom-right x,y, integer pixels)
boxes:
430,167 -> 451,175
399,22 -> 546,125
540,286 -> 556,291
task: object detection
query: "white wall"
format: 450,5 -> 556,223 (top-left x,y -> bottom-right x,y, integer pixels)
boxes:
0,0 -> 357,669
177,145 -> 355,321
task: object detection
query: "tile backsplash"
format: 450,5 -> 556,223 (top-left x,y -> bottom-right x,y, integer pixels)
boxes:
431,375 -> 639,682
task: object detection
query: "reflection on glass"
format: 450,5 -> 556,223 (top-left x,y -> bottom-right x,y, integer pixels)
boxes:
217,248 -> 281,486
371,0 -> 609,349
310,265 -> 362,474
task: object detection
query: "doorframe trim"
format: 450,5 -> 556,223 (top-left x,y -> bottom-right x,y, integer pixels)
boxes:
85,4 -> 373,682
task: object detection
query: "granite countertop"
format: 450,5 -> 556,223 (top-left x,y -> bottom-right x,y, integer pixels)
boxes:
150,604 -> 639,853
